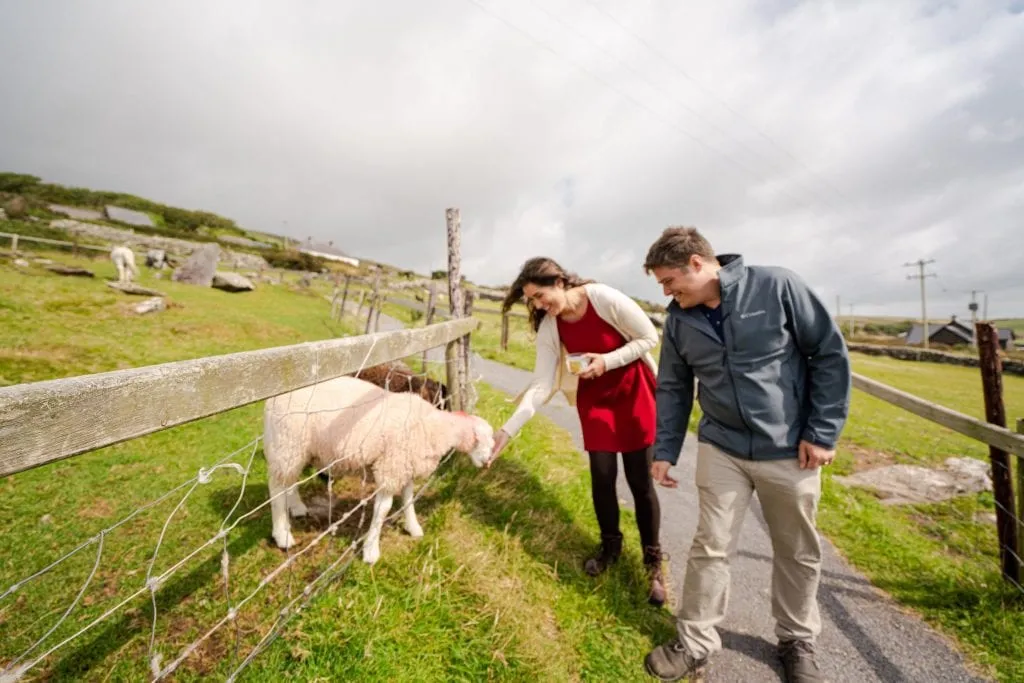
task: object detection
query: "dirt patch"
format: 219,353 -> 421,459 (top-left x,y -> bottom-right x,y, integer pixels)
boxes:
844,444 -> 897,472
78,498 -> 114,519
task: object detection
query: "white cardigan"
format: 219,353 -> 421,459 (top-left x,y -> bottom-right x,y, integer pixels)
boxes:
500,282 -> 660,438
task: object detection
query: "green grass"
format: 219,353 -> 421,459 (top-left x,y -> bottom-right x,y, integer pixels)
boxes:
816,352 -> 1024,682
0,252 -> 675,681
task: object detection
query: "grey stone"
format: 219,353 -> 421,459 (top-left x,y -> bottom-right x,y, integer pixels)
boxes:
212,271 -> 256,292
106,281 -> 166,297
134,297 -> 166,315
172,243 -> 220,286
832,456 -> 992,505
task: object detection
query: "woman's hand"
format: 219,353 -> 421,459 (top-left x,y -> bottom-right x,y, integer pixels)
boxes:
486,429 -> 511,468
577,353 -> 607,380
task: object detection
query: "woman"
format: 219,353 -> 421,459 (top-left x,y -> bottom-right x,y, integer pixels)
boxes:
488,256 -> 666,606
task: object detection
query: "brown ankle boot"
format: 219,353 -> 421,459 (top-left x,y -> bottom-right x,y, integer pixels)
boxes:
584,534 -> 623,576
644,545 -> 667,606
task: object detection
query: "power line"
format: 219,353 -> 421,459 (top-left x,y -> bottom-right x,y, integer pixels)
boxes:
521,0 -> 842,214
904,258 -> 936,349
459,0 -> 820,210
578,0 -> 851,205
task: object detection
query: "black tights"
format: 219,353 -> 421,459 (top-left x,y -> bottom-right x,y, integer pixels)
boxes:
588,447 -> 661,549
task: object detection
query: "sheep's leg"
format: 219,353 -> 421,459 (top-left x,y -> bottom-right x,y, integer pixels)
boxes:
286,487 -> 308,518
268,476 -> 296,550
362,490 -> 394,564
401,481 -> 423,538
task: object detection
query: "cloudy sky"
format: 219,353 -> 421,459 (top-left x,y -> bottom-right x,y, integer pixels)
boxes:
1,0 -> 1022,319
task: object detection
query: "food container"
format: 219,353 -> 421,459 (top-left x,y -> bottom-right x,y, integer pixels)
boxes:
566,353 -> 591,375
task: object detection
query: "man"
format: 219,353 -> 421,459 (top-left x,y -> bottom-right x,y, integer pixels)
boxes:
640,226 -> 851,683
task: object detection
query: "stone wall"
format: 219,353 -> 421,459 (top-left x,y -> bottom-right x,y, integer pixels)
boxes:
847,343 -> 1024,377
50,219 -> 269,270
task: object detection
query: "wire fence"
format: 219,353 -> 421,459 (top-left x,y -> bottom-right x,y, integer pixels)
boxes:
0,338 -> 479,681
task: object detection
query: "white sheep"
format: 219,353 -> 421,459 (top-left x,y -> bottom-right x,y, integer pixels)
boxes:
110,245 -> 138,283
262,375 -> 493,564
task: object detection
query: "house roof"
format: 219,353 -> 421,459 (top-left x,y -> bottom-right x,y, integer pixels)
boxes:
905,317 -> 1015,345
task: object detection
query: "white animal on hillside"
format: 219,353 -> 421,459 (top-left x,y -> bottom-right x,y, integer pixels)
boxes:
262,375 -> 493,564
110,245 -> 138,283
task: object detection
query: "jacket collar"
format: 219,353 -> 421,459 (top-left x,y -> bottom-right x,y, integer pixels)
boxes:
666,253 -> 746,316
715,253 -> 745,292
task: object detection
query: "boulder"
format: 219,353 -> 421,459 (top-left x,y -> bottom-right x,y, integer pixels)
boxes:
106,281 -> 166,297
145,248 -> 168,269
212,271 -> 256,292
832,456 -> 991,505
46,265 -> 94,277
134,297 -> 166,315
171,243 -> 220,286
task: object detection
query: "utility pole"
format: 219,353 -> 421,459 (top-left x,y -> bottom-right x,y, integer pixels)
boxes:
905,259 -> 936,349
848,303 -> 855,338
968,289 -> 984,348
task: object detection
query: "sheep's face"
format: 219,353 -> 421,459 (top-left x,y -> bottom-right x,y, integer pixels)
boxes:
467,416 -> 494,468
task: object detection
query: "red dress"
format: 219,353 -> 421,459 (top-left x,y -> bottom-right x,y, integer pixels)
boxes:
556,300 -> 658,453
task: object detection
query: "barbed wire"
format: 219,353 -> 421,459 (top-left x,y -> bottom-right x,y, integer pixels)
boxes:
0,328 -> 481,681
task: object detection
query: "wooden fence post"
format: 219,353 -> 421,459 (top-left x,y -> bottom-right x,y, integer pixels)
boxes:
422,282 -> 437,373
339,275 -> 351,320
445,208 -> 466,412
1018,418 -> 1024,568
977,322 -> 1019,583
501,309 -> 510,351
10,234 -> 18,253
462,288 -> 476,413
366,271 -> 381,335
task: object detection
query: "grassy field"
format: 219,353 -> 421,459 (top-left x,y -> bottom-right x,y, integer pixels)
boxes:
0,251 -> 675,681
420,293 -> 1024,681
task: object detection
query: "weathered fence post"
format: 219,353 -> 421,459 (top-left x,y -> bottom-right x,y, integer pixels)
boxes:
355,290 -> 366,317
1018,418 -> 1024,567
445,208 -> 467,412
501,309 -> 510,351
339,274 -> 351,320
422,282 -> 437,373
462,288 -> 476,413
366,270 -> 381,335
977,322 -> 1019,583
10,234 -> 18,253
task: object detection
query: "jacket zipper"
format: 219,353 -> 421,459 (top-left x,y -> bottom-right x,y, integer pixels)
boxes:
723,307 -> 755,459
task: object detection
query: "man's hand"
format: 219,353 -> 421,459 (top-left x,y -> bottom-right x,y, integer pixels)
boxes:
650,460 -> 678,488
578,353 -> 607,380
486,429 -> 511,468
798,440 -> 835,469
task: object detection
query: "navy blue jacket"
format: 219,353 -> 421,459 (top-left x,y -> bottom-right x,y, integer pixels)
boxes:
654,254 -> 852,464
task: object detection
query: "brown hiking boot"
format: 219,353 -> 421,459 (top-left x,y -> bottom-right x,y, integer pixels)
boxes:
584,533 -> 622,576
643,545 -> 668,607
644,638 -> 707,682
778,639 -> 826,683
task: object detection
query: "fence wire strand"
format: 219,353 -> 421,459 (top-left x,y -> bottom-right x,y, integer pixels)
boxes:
1,328 -> 478,682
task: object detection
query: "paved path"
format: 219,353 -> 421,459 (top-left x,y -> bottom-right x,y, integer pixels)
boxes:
368,309 -> 988,682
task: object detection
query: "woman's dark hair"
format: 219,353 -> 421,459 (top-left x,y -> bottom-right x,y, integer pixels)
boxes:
502,257 -> 594,332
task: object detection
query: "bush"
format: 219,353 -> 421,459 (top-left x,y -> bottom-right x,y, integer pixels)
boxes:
264,248 -> 325,272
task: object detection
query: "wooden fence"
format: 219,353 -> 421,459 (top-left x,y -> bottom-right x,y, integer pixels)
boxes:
851,321 -> 1024,585
0,317 -> 478,478
1,231 -> 109,255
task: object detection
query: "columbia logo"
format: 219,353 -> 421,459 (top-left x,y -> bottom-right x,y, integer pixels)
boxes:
740,310 -> 766,319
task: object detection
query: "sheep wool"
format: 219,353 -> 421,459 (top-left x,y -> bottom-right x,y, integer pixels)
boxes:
263,375 -> 493,563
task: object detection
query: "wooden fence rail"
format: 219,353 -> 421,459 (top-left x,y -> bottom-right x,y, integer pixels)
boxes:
852,373 -> 1024,457
0,231 -> 109,253
0,317 -> 478,478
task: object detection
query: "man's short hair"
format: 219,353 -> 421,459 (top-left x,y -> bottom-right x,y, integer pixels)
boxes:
643,226 -> 716,274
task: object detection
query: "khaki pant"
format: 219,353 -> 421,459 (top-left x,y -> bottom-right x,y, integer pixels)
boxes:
677,441 -> 822,659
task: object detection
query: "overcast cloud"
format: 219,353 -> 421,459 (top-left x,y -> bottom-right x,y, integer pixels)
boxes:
1,0 -> 1022,319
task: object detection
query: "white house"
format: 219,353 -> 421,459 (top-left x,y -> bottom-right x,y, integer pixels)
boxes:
299,238 -> 359,267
